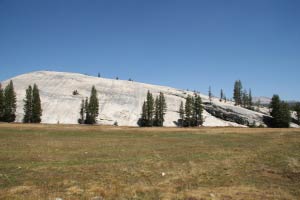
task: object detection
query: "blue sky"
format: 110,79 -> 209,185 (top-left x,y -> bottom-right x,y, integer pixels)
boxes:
0,0 -> 299,100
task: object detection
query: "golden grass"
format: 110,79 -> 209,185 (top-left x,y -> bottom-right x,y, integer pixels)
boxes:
0,123 -> 299,199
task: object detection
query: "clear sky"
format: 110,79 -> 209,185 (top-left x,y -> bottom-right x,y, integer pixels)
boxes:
0,0 -> 299,100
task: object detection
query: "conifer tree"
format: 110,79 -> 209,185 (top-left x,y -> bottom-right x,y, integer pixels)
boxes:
84,97 -> 90,124
220,89 -> 223,102
185,95 -> 193,127
248,89 -> 253,109
178,101 -> 185,127
146,90 -> 154,126
208,86 -> 212,103
78,99 -> 85,124
233,80 -> 242,105
139,101 -> 148,126
242,89 -> 248,108
86,86 -> 99,124
23,85 -> 33,123
157,92 -> 167,126
270,94 -> 291,128
3,80 -> 17,122
193,94 -> 203,126
0,84 -> 3,121
154,97 -> 160,126
32,84 -> 42,123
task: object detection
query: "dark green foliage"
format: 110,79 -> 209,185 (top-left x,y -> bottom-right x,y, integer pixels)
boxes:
139,91 -> 167,127
32,84 -> 42,123
154,92 -> 167,127
78,86 -> 99,125
3,80 -> 17,122
72,90 -> 79,95
193,94 -> 203,126
270,95 -> 291,128
139,101 -> 148,126
0,84 -> 4,121
86,86 -> 99,124
23,85 -> 33,123
242,89 -> 248,108
208,86 -> 212,103
248,89 -> 253,109
78,99 -> 85,124
178,94 -> 203,127
146,91 -> 154,126
184,95 -> 193,127
220,89 -> 223,102
23,84 -> 42,123
294,103 -> 300,125
233,80 -> 242,105
178,101 -> 185,127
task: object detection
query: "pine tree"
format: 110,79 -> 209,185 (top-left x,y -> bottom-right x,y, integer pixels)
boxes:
78,99 -> 85,124
193,94 -> 203,126
84,97 -> 90,124
233,80 -> 242,105
270,95 -> 291,128
178,101 -> 185,127
23,85 -> 33,123
220,89 -> 223,102
86,86 -> 99,124
242,89 -> 248,108
3,80 -> 17,122
185,95 -> 193,127
31,84 -> 42,123
154,97 -> 160,126
0,84 -> 4,121
158,92 -> 167,126
146,90 -> 154,126
248,89 -> 253,109
208,86 -> 212,103
139,101 -> 148,126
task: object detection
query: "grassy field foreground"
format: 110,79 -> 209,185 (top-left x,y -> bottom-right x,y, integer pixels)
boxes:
0,124 -> 299,200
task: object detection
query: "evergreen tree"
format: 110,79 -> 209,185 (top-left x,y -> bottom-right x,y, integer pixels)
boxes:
139,101 -> 148,126
86,86 -> 99,124
294,103 -> 300,125
178,101 -> 185,127
248,89 -> 253,109
78,99 -> 85,124
32,84 -> 42,123
3,80 -> 17,122
233,80 -> 242,105
193,94 -> 203,126
146,90 -> 154,126
23,85 -> 33,123
185,95 -> 193,127
157,92 -> 167,126
242,89 -> 248,108
220,89 -> 223,102
270,94 -> 291,128
208,86 -> 212,103
154,97 -> 160,126
84,97 -> 90,124
0,84 -> 4,121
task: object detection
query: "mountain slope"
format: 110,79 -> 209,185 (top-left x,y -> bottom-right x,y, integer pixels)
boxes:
1,71 -> 290,127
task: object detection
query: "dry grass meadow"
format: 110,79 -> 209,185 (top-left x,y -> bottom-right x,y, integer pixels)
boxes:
0,123 -> 299,200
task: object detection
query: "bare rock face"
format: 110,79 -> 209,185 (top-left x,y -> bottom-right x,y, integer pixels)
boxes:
1,71 -> 296,127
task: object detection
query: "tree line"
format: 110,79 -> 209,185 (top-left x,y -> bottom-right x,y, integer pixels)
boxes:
78,86 -> 99,124
1,79 -> 299,128
0,81 -> 42,123
178,94 -> 204,127
139,91 -> 167,127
